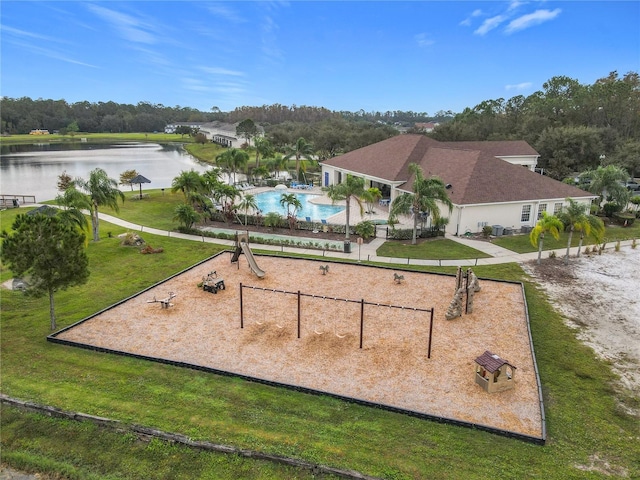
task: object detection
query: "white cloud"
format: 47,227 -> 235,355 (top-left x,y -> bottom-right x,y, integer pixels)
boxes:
260,8 -> 284,64
459,9 -> 483,27
505,9 -> 561,34
86,4 -> 156,44
8,39 -> 98,68
205,3 -> 246,24
199,67 -> 245,77
182,78 -> 212,93
505,82 -> 533,91
415,33 -> 435,48
1,25 -> 59,42
474,15 -> 508,36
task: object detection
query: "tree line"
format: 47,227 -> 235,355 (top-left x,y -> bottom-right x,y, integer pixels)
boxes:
2,70 -> 638,179
0,97 -> 440,136
430,71 -> 640,179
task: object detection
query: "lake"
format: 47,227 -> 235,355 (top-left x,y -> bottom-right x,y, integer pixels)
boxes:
0,142 -> 212,202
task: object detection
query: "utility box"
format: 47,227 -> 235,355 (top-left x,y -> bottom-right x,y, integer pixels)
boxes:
491,225 -> 504,236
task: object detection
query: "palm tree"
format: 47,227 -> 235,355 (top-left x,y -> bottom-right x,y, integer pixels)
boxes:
557,198 -> 605,264
252,165 -> 270,183
279,193 -> 303,229
324,175 -> 366,240
388,163 -> 453,245
580,164 -> 631,210
202,168 -> 223,196
529,212 -> 564,265
171,170 -> 204,200
212,183 -> 240,224
173,203 -> 200,230
254,137 -> 273,170
55,186 -> 91,234
238,193 -> 258,226
283,137 -> 314,182
354,220 -> 375,240
74,168 -> 124,241
361,187 -> 382,214
265,154 -> 287,180
215,149 -> 249,184
264,211 -> 283,231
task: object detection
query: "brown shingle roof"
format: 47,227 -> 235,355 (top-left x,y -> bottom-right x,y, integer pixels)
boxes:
474,351 -> 516,373
447,140 -> 539,157
324,134 -> 594,205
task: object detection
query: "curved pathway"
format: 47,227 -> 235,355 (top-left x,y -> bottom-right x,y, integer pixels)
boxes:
95,211 -> 632,266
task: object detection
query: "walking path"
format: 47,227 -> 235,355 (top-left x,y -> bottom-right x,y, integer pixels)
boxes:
93,211 -> 634,266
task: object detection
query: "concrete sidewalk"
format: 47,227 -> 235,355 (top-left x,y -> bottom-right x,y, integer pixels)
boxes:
93,211 -> 635,266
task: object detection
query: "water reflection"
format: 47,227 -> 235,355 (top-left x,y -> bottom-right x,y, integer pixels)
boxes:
1,142 -> 213,202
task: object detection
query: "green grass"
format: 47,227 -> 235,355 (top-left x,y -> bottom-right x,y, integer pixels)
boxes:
0,132 -> 194,145
42,189 -> 186,232
376,237 -> 492,260
493,223 -> 640,254
184,142 -> 227,163
2,210 -> 639,479
104,188 -> 186,231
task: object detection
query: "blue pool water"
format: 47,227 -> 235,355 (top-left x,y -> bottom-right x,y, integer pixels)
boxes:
254,191 -> 344,220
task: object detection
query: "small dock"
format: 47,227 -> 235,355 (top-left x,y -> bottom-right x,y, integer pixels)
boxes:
0,194 -> 37,209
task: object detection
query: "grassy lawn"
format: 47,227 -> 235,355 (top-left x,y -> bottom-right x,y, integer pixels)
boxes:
43,188 -> 186,232
377,237 -> 492,260
1,209 -> 639,478
107,188 -> 186,232
184,142 -> 227,163
0,132 -> 194,145
493,222 -> 640,254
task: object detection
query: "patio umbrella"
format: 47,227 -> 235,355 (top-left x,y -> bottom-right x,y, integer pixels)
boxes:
130,174 -> 151,199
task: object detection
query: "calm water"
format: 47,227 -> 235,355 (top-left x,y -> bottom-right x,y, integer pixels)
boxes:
255,191 -> 344,220
0,142 -> 211,202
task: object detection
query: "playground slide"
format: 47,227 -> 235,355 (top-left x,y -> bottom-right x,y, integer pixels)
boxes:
240,242 -> 266,278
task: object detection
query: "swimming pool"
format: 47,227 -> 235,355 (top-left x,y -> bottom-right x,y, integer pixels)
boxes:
254,191 -> 344,220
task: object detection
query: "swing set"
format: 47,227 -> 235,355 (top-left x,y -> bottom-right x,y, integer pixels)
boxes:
239,283 -> 435,358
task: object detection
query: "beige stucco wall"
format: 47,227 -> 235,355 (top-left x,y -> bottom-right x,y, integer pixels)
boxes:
321,165 -> 594,236
449,198 -> 593,236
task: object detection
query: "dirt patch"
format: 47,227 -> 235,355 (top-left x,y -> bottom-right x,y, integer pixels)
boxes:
522,249 -> 640,399
54,254 -> 544,439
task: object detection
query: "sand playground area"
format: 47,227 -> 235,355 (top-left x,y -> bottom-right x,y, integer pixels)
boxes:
52,252 -> 544,440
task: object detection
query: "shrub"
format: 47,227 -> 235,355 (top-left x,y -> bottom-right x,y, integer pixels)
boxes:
482,225 -> 493,238
120,232 -> 144,246
602,202 -> 623,217
140,245 -> 164,254
612,212 -> 635,226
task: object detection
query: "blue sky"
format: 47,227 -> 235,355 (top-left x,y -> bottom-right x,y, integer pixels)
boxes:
1,1 -> 638,115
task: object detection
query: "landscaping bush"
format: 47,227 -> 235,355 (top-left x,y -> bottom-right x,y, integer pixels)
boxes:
612,212 -> 635,226
602,202 -> 623,217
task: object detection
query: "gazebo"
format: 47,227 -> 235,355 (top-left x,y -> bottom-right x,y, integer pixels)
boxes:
129,174 -> 151,199
474,350 -> 516,393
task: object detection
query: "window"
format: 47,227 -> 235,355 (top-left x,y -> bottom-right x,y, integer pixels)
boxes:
554,202 -> 563,214
521,204 -> 531,222
537,203 -> 547,219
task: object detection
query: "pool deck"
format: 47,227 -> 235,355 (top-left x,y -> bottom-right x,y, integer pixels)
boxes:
247,185 -> 403,228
